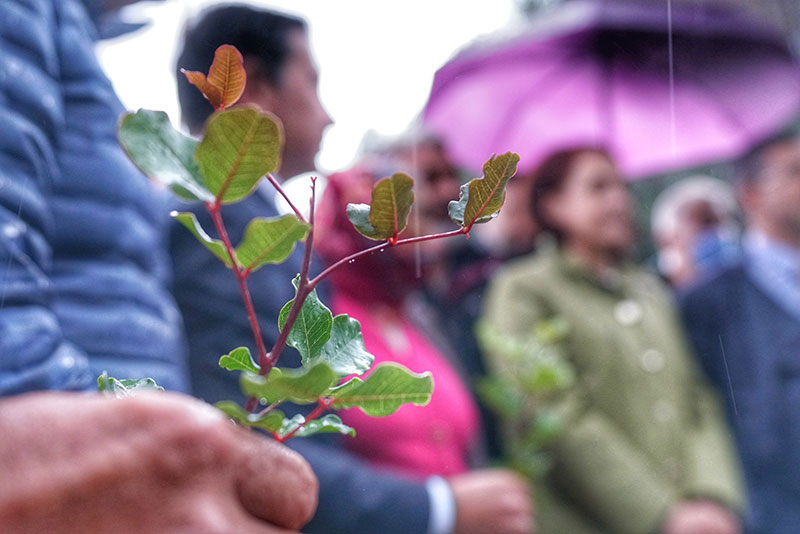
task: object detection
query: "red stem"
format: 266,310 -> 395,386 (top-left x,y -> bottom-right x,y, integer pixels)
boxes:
307,227 -> 467,291
207,201 -> 271,372
265,179 -> 317,370
267,174 -> 307,223
275,397 -> 333,443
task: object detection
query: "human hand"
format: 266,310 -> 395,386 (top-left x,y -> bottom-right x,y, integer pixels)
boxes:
662,499 -> 741,534
448,468 -> 535,534
0,391 -> 318,533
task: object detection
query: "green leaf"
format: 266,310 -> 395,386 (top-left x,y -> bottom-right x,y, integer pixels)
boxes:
195,107 -> 282,204
317,315 -> 374,376
118,110 -> 213,202
278,276 -> 333,363
97,372 -> 164,398
236,216 -> 310,273
241,364 -> 338,405
330,362 -> 434,416
218,346 -> 259,373
172,211 -> 232,267
214,401 -> 284,432
448,152 -> 520,228
279,413 -> 356,439
346,173 -> 415,241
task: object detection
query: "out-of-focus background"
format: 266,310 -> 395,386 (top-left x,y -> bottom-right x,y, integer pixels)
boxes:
98,0 -> 525,173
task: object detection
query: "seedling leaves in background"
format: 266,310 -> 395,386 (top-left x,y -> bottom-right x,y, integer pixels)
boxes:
196,108 -> 282,204
317,315 -> 374,376
278,276 -> 333,363
241,364 -> 338,405
236,216 -> 311,273
172,211 -> 231,267
219,346 -> 260,373
347,173 -> 415,241
97,372 -> 164,398
330,363 -> 434,416
118,110 -> 213,202
449,152 -> 519,228
182,44 -> 246,110
215,401 -> 284,432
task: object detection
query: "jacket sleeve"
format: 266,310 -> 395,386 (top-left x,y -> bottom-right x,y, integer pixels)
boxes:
290,438 -> 431,534
0,3 -> 95,395
482,269 -> 678,534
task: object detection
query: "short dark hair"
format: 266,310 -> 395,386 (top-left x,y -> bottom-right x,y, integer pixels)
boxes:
735,126 -> 800,185
530,147 -> 612,243
176,4 -> 306,133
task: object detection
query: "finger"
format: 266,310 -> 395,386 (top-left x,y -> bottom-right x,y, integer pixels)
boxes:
234,431 -> 318,530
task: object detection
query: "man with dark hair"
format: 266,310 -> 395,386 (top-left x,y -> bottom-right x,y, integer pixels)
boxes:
171,5 -> 534,534
681,127 -> 800,534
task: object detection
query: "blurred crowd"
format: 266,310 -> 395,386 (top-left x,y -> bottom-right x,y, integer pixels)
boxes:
2,1 -> 800,533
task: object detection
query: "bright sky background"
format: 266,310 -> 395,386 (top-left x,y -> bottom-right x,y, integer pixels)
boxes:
98,0 -> 524,173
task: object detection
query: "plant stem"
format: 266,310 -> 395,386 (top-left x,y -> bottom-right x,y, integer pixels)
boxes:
307,227 -> 467,291
207,201 -> 270,371
276,397 -> 333,443
267,174 -> 306,223
266,179 -> 317,370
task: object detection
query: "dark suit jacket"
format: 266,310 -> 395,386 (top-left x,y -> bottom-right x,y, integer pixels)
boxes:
681,262 -> 800,534
169,187 -> 430,534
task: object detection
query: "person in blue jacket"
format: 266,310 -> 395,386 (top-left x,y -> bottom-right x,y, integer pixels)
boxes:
172,5 -> 535,534
0,1 -> 318,532
681,128 -> 800,534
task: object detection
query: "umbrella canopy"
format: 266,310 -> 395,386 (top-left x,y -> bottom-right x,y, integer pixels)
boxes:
423,0 -> 800,178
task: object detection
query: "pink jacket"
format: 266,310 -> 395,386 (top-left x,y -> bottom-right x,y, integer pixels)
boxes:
334,293 -> 480,479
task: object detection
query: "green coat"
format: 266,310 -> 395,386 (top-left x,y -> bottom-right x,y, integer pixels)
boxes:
482,243 -> 744,534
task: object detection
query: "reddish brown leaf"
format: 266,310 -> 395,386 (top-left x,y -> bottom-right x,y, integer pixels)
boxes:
181,45 -> 247,110
207,45 -> 247,109
182,69 -> 224,109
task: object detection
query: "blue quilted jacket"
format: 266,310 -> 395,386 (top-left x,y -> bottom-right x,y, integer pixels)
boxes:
0,0 -> 189,394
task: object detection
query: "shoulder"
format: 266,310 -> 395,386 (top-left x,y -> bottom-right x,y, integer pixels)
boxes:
681,262 -> 746,308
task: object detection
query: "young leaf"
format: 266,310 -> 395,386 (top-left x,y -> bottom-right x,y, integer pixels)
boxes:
181,44 -> 246,110
218,346 -> 260,373
236,216 -> 311,273
448,152 -> 520,228
346,173 -> 415,241
278,276 -> 333,363
215,401 -> 284,432
279,413 -> 356,439
195,107 -> 282,204
118,110 -> 213,202
240,364 -> 338,405
330,362 -> 434,416
97,372 -> 164,398
172,211 -> 232,267
317,314 -> 374,376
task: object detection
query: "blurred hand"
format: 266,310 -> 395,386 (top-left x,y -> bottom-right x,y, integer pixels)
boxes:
0,392 -> 317,533
663,500 -> 741,534
448,468 -> 535,534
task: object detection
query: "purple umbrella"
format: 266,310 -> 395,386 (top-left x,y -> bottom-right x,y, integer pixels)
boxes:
423,0 -> 800,178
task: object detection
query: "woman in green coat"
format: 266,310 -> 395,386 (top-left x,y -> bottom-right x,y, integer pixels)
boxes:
482,148 -> 744,534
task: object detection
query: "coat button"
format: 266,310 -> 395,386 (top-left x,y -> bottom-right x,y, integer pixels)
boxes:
640,349 -> 666,373
614,299 -> 643,326
652,399 -> 676,423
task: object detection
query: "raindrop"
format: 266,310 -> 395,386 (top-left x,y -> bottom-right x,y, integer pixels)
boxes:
348,259 -> 355,264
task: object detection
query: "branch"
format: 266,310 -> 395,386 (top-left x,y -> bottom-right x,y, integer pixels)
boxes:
207,202 -> 270,371
266,174 -> 307,223
275,397 -> 333,443
265,178 -> 318,370
307,227 -> 467,291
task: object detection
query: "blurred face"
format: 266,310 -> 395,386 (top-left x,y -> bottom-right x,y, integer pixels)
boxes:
411,143 -> 459,223
544,151 -> 634,256
744,139 -> 800,242
261,30 -> 333,177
